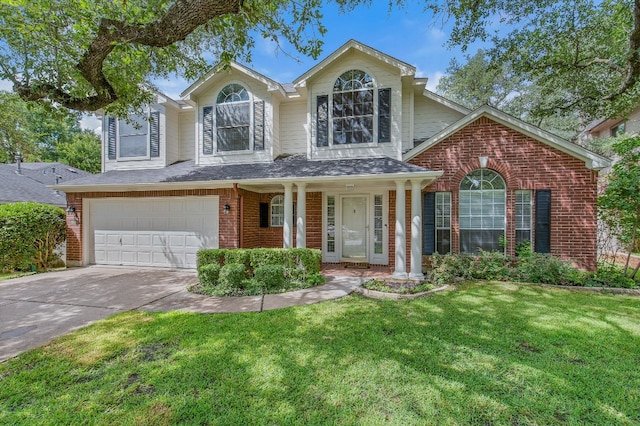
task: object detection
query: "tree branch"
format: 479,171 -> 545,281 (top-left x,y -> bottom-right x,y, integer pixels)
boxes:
606,0 -> 640,101
16,0 -> 245,111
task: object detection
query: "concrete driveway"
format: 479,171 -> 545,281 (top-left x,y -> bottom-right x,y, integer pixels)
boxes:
0,266 -> 196,362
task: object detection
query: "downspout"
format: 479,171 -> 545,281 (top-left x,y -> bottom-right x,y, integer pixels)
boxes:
233,183 -> 243,248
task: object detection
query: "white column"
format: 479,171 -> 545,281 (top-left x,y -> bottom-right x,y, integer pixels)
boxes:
410,180 -> 424,280
296,183 -> 306,248
393,180 -> 407,278
283,183 -> 293,248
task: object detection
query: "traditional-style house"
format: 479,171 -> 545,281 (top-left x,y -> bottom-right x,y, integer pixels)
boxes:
55,40 -> 609,275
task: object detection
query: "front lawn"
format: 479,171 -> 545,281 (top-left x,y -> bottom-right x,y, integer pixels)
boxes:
1,282 -> 639,425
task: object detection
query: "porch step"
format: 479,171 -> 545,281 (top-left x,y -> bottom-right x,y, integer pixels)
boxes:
344,262 -> 370,269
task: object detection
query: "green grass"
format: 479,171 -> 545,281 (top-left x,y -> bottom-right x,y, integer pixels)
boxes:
1,282 -> 640,425
0,271 -> 36,282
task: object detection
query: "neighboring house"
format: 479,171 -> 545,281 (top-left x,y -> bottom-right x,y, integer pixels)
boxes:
0,161 -> 92,207
581,106 -> 640,140
54,40 -> 610,275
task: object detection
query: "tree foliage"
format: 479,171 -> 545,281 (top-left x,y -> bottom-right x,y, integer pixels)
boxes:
436,50 -> 582,138
0,91 -> 100,170
598,135 -> 640,278
425,0 -> 640,122
0,0 -> 327,115
0,202 -> 66,272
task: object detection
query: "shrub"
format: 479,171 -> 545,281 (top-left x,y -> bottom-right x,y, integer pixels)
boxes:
254,265 -> 286,291
288,248 -> 322,274
219,263 -> 247,288
0,202 -> 66,272
512,253 -> 574,284
584,264 -> 638,288
469,250 -> 511,280
429,253 -> 473,285
250,248 -> 285,269
225,249 -> 251,269
196,249 -> 226,269
198,264 -> 221,288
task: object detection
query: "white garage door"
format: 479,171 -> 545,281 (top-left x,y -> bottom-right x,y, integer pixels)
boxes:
90,197 -> 219,268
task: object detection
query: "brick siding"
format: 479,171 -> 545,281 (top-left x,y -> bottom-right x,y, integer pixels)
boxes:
408,117 -> 599,270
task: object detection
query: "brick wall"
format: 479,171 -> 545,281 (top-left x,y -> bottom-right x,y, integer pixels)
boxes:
409,116 -> 599,270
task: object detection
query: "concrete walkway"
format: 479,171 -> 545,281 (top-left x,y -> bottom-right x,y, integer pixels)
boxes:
0,266 -> 362,362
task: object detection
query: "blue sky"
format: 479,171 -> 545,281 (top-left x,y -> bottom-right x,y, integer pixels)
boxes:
155,1 -> 491,99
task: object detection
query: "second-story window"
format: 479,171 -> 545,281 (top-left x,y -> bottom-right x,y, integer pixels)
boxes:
107,109 -> 160,161
333,70 -> 374,144
216,83 -> 250,152
317,69 -> 391,147
203,83 -> 266,155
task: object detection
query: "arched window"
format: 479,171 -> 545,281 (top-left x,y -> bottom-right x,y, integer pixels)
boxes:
216,83 -> 250,152
459,169 -> 506,253
271,195 -> 284,227
332,70 -> 375,145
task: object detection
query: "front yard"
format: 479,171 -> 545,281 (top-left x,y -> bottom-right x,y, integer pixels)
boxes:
1,282 -> 639,425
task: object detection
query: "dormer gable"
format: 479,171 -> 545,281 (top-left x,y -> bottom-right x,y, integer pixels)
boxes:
293,39 -> 415,90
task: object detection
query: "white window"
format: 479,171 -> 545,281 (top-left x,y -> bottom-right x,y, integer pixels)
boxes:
271,195 -> 284,227
435,192 -> 452,254
515,190 -> 532,249
459,169 -> 506,253
316,70 -> 391,147
611,122 -> 625,137
216,83 -> 250,152
107,109 -> 160,161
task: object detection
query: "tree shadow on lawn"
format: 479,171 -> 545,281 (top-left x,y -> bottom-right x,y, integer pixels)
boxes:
1,282 -> 640,425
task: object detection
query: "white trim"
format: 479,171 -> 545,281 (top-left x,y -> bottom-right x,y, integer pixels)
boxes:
293,40 -> 415,88
54,170 -> 443,193
421,89 -> 471,115
403,105 -> 611,170
181,62 -> 285,100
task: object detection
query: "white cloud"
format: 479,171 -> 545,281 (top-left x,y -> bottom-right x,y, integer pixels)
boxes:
0,79 -> 13,91
426,71 -> 445,92
80,114 -> 101,135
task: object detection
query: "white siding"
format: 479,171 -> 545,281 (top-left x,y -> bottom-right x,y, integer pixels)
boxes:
166,106 -> 179,165
307,50 -> 402,161
413,95 -> 466,143
279,99 -> 307,155
178,110 -> 195,161
402,85 -> 413,152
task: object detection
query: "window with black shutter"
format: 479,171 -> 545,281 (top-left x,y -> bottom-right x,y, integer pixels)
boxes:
535,189 -> 551,253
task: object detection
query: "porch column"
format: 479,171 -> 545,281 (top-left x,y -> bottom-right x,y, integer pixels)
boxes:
409,179 -> 424,280
283,183 -> 293,248
393,179 -> 407,279
296,183 -> 306,248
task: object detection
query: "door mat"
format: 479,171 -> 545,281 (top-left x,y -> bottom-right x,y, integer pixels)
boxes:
344,262 -> 370,269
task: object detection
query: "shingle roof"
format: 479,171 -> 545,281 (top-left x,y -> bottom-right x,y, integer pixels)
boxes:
57,155 -> 434,188
0,162 -> 93,206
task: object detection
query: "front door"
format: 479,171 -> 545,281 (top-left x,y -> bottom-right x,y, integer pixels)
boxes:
341,196 -> 368,260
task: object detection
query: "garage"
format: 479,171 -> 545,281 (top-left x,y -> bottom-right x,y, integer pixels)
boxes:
88,197 -> 219,268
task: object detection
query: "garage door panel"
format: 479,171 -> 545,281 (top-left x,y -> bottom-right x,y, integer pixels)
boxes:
91,197 -> 218,269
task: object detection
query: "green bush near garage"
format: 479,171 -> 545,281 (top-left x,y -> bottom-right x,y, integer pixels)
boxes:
0,202 -> 66,272
194,247 -> 324,296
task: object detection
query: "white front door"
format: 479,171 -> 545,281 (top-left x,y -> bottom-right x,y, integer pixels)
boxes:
341,196 -> 368,260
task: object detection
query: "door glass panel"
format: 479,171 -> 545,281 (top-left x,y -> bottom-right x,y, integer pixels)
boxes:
342,196 -> 367,259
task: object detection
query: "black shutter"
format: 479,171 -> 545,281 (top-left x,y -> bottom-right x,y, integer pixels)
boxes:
254,100 -> 265,151
259,203 -> 269,228
107,117 -> 116,160
203,106 -> 213,155
149,111 -> 160,157
317,95 -> 328,147
378,88 -> 391,143
423,192 -> 436,255
535,189 -> 551,253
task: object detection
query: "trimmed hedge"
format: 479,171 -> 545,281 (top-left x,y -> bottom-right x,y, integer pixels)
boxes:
0,202 -> 66,272
195,247 -> 323,296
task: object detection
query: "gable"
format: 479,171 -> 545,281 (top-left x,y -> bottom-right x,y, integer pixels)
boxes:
405,106 -> 610,170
